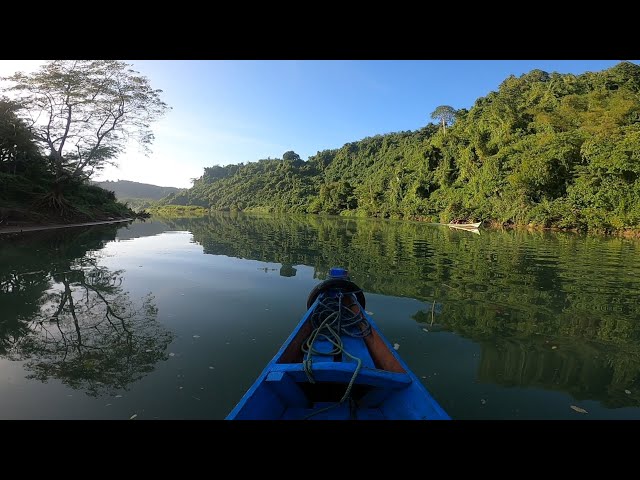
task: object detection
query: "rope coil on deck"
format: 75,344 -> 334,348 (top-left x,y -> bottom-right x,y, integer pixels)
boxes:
301,290 -> 371,419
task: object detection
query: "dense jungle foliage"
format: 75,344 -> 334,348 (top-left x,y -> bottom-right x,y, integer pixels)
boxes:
159,62 -> 640,232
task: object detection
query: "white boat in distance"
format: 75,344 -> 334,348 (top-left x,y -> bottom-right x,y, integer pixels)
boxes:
448,222 -> 481,229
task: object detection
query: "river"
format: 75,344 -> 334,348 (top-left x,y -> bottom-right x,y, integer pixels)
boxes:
1,212 -> 639,419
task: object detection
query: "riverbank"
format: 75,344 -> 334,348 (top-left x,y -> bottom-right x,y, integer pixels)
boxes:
0,218 -> 133,235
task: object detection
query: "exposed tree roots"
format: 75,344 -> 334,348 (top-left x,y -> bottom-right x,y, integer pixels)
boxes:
34,190 -> 79,219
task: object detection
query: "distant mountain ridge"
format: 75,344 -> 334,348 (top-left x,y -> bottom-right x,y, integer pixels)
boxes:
94,180 -> 180,200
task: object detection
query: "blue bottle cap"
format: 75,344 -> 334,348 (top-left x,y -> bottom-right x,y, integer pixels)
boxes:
329,267 -> 348,279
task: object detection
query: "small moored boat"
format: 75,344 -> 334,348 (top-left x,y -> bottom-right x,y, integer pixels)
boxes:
226,268 -> 450,420
448,221 -> 481,229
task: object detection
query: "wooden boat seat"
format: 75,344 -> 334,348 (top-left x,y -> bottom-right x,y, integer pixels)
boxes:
265,362 -> 412,413
270,362 -> 411,389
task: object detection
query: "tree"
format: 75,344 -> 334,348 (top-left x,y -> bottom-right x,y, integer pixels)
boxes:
2,61 -> 169,181
0,98 -> 41,175
430,105 -> 457,133
283,150 -> 301,162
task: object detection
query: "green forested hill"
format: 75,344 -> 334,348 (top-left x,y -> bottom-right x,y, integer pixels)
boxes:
92,180 -> 180,212
159,62 -> 640,232
94,180 -> 179,200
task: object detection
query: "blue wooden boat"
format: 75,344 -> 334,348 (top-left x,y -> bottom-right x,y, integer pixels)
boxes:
226,268 -> 450,420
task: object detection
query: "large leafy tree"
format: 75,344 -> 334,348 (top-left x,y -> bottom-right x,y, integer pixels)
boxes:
283,150 -> 301,162
430,105 -> 457,133
0,98 -> 42,175
2,61 -> 169,181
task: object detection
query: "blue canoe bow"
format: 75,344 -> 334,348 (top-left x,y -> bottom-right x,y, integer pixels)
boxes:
226,268 -> 450,420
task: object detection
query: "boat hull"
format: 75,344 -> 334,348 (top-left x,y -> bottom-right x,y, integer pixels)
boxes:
226,285 -> 450,420
448,222 -> 481,228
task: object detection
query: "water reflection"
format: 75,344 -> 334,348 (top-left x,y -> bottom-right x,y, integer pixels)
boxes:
4,212 -> 639,417
279,264 -> 297,277
477,337 -> 640,408
0,225 -> 174,397
151,213 -> 640,411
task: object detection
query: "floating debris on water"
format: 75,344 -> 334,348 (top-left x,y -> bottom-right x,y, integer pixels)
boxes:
209,366 -> 215,370
145,349 -> 152,353
105,404 -> 112,407
179,386 -> 183,390
366,311 -> 374,315
192,396 -> 201,401
625,390 -> 632,394
115,395 -> 123,398
129,414 -> 138,420
169,353 -> 175,357
552,346 -> 558,350
393,343 -> 400,350
422,328 -> 429,332
193,335 -> 200,339
570,405 -> 588,414
481,399 -> 486,405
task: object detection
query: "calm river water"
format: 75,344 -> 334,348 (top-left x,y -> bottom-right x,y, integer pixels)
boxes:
1,213 -> 639,419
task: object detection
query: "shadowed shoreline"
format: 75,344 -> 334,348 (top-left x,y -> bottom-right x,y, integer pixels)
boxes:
0,218 -> 133,235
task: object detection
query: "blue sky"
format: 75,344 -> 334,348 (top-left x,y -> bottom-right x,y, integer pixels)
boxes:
0,60 -> 634,188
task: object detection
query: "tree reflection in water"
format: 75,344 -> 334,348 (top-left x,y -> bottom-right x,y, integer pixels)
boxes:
156,213 -> 640,408
0,225 -> 173,396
